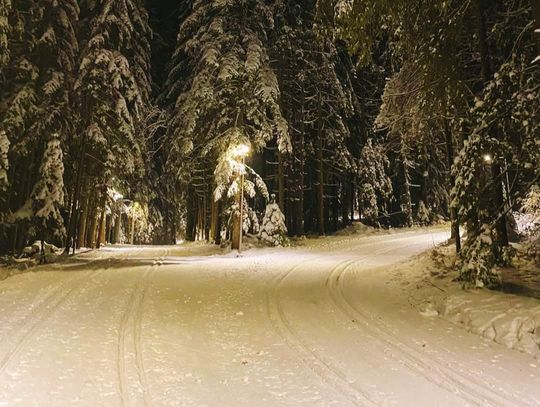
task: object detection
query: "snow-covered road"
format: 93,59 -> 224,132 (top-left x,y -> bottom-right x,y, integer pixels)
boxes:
1,229 -> 539,406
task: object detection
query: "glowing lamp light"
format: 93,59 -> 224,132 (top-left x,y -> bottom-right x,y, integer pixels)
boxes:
232,143 -> 251,158
483,154 -> 493,164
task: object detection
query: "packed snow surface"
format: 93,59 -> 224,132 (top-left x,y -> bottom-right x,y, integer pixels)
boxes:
0,228 -> 539,406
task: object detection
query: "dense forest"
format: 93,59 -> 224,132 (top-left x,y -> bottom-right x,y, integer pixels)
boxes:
0,0 -> 538,288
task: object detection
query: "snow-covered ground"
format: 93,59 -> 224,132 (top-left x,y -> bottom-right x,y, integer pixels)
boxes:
0,228 -> 539,406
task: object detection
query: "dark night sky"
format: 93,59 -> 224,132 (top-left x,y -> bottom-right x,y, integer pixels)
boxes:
145,0 -> 183,92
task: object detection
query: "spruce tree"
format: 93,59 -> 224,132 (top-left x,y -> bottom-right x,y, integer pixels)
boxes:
164,0 -> 290,242
67,0 -> 153,249
0,0 -> 9,68
325,0 -> 538,286
260,194 -> 288,246
0,0 -> 79,251
357,139 -> 392,226
272,1 -> 355,235
31,136 -> 65,242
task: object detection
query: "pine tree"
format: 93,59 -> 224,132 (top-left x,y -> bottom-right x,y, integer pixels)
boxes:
31,136 -> 65,241
260,194 -> 289,246
416,200 -> 431,225
357,139 -> 392,226
325,0 -> 538,286
75,0 -> 150,179
0,0 -> 79,252
164,0 -> 290,242
271,1 -> 355,235
0,0 -> 10,68
66,0 -> 153,250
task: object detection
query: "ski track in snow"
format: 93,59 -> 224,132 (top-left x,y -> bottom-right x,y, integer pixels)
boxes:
266,253 -> 378,407
117,247 -> 170,407
326,242 -> 521,406
0,230 -> 539,406
0,249 -> 121,376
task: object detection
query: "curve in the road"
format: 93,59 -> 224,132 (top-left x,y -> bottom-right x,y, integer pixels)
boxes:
326,240 -> 527,407
265,235 -> 437,406
266,253 -> 380,407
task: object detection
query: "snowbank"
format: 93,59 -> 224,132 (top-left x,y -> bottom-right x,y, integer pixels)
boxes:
411,245 -> 540,359
434,290 -> 540,358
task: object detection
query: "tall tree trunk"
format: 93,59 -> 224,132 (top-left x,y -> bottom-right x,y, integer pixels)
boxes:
278,150 -> 285,213
129,210 -> 135,245
350,180 -> 355,224
215,200 -> 222,245
476,0 -> 509,247
113,213 -> 121,244
444,121 -> 461,253
210,198 -> 217,242
65,131 -> 87,253
316,123 -> 325,236
84,198 -> 96,248
231,189 -> 241,250
400,146 -> 413,227
87,205 -> 98,249
205,189 -> 211,242
77,195 -> 89,249
96,185 -> 107,248
185,187 -> 196,241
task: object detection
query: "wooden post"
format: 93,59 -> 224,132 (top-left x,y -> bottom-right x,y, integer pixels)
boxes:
130,212 -> 135,245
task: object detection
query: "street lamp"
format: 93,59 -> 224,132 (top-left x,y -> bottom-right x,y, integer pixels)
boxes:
232,143 -> 250,254
483,154 -> 493,165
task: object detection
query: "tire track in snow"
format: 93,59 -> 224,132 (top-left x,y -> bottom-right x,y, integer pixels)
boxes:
266,253 -> 380,407
117,247 -> 169,407
0,250 -> 130,376
326,240 -> 526,407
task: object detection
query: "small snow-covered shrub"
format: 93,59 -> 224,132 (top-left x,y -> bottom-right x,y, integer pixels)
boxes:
20,241 -> 62,259
457,224 -> 502,288
416,200 -> 431,225
260,196 -> 288,246
515,186 -> 540,238
359,183 -> 379,226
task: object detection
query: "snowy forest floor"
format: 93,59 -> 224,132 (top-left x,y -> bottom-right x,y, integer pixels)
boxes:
0,227 -> 539,406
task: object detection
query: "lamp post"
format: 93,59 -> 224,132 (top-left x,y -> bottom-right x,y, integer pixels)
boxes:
232,143 -> 250,254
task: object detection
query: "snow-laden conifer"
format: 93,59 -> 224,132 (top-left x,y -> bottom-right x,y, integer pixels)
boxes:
0,0 -> 79,248
165,0 -> 290,186
31,136 -> 66,240
416,200 -> 431,225
0,0 -> 10,68
357,139 -> 392,226
75,0 -> 152,179
260,194 -> 288,246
